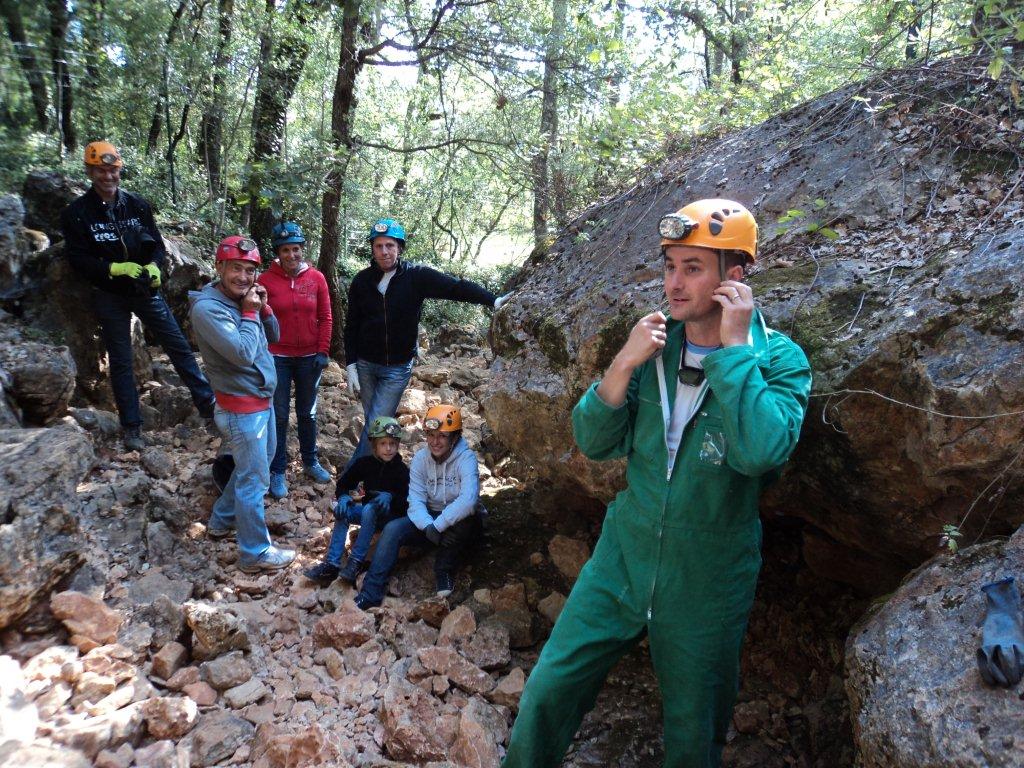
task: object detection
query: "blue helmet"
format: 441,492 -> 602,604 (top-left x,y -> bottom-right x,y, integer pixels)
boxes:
368,218 -> 406,247
271,221 -> 305,249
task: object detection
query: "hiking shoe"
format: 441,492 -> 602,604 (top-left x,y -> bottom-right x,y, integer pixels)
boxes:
239,546 -> 295,574
436,572 -> 454,599
354,593 -> 381,611
269,472 -> 288,499
338,558 -> 362,586
123,428 -> 145,452
303,561 -> 340,587
207,525 -> 233,540
305,461 -> 331,484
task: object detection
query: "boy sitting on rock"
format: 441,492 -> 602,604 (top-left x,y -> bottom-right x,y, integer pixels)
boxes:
303,416 -> 409,587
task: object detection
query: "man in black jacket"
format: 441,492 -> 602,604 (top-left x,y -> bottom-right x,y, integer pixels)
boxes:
61,141 -> 215,450
342,218 -> 509,468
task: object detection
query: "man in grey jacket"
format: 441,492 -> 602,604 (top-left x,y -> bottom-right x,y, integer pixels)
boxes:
189,235 -> 295,573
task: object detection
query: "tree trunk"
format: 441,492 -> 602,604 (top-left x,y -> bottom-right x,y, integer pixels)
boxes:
0,0 -> 48,131
245,0 -> 328,251
146,0 -> 189,155
317,0 -> 362,360
531,0 -> 567,248
46,0 -> 75,152
198,0 -> 234,198
80,0 -> 107,137
729,1 -> 750,85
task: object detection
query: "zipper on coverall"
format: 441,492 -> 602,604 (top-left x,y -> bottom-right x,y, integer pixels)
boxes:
649,355 -> 709,621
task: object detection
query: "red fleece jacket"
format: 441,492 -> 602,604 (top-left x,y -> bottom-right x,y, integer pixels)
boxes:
258,261 -> 332,356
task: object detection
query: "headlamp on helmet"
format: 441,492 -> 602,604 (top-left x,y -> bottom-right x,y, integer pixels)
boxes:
423,405 -> 461,432
216,235 -> 261,264
369,416 -> 403,441
658,214 -> 699,241
84,141 -> 124,168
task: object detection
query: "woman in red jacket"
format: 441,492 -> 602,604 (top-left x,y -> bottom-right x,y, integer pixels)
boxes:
257,222 -> 333,498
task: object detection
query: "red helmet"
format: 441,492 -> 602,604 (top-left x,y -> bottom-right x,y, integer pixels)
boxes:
216,236 -> 261,264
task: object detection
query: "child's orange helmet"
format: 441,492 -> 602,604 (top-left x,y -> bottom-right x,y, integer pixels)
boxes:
423,405 -> 461,432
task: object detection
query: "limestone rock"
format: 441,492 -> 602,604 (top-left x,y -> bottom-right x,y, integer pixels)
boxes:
50,591 -> 123,651
200,651 -> 253,690
391,620 -> 440,658
412,596 -> 451,628
142,695 -> 199,739
537,591 -> 567,624
132,740 -> 179,768
846,527 -> 1024,767
313,610 -> 375,650
380,674 -> 454,762
438,605 -> 477,644
449,696 -> 508,768
0,339 -> 76,425
488,667 -> 525,711
48,701 -> 145,759
459,619 -> 511,671
417,647 -> 494,695
0,743 -> 91,768
0,426 -> 91,630
151,641 -> 188,680
189,712 -> 255,767
547,536 -> 591,582
128,571 -> 193,607
183,681 -> 217,706
224,678 -> 269,709
22,171 -> 86,240
251,723 -> 342,768
183,601 -> 251,660
0,655 -> 38,746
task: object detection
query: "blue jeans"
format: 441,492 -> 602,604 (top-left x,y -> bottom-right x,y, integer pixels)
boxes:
210,407 -> 275,564
345,359 -> 414,469
357,513 -> 482,605
325,492 -> 393,566
270,354 -> 325,473
93,288 -> 215,428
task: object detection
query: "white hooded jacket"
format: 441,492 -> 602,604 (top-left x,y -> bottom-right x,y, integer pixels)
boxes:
407,437 -> 479,532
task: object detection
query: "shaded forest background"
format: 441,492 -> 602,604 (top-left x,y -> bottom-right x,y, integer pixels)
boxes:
1,0 -> 1020,335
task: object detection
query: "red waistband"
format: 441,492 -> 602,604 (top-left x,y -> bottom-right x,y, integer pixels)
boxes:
214,392 -> 272,414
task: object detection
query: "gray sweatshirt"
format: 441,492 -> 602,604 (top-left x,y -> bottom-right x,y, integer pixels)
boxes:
407,437 -> 479,532
188,283 -> 279,400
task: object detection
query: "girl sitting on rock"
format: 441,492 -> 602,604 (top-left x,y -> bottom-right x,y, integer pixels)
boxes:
353,404 -> 483,610
303,416 -> 409,587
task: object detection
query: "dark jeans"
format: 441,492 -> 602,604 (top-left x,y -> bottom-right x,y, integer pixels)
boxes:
357,513 -> 482,605
325,492 -> 393,566
270,354 -> 324,473
93,288 -> 214,429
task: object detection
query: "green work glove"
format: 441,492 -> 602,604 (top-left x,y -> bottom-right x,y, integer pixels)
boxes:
143,263 -> 161,287
109,261 -> 143,279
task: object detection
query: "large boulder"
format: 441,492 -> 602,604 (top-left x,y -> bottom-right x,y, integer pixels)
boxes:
0,194 -> 49,300
22,170 -> 86,242
0,426 -> 93,629
0,325 -> 76,425
846,527 -> 1024,767
483,54 -> 1024,593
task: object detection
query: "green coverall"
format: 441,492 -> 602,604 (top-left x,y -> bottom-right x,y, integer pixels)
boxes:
503,311 -> 811,768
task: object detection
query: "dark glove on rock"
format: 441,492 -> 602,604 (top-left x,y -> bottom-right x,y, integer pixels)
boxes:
977,576 -> 1024,687
315,353 -> 329,370
423,524 -> 442,545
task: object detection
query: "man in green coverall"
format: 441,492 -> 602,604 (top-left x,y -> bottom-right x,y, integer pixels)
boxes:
503,199 -> 812,767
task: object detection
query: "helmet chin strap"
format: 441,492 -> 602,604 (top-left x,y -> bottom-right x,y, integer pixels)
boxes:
718,250 -> 727,282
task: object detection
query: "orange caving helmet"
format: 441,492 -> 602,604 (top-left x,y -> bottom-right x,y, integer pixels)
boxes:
659,199 -> 758,262
423,404 -> 461,432
84,141 -> 123,167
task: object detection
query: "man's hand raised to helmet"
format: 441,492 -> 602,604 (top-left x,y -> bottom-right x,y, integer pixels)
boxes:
712,280 -> 754,347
